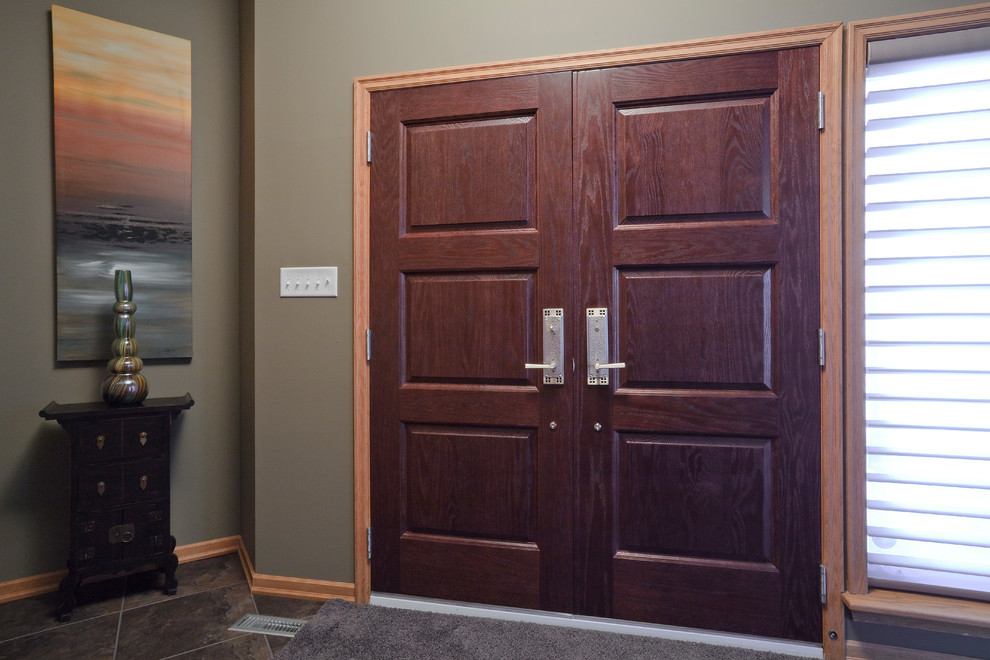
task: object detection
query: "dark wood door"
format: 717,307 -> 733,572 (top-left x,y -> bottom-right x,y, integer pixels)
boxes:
573,48 -> 822,641
369,71 -> 575,613
370,47 -> 821,642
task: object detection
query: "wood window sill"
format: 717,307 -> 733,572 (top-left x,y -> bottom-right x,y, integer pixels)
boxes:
843,590 -> 990,639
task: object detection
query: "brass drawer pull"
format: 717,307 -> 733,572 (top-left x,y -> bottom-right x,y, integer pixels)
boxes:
96,481 -> 106,497
139,475 -> 148,491
96,434 -> 105,450
139,431 -> 148,446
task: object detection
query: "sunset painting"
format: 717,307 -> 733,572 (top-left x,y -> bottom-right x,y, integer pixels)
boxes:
53,6 -> 191,361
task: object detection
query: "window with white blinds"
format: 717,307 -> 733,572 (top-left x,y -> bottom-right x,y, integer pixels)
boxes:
863,47 -> 990,600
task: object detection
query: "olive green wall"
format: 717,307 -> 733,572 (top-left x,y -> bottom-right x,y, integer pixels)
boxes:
0,0 -> 241,582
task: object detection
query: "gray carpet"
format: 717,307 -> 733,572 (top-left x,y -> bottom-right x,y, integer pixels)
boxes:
275,599 -> 810,659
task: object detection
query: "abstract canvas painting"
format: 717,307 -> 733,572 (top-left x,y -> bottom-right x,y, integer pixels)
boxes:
52,6 -> 192,361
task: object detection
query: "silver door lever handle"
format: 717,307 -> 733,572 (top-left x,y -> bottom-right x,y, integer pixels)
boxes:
594,362 -> 626,370
529,308 -> 564,385
525,362 -> 556,370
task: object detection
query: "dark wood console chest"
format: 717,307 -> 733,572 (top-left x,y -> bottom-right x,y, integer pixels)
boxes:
40,393 -> 193,621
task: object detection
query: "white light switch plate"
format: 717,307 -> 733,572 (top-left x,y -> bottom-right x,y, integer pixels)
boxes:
280,267 -> 337,297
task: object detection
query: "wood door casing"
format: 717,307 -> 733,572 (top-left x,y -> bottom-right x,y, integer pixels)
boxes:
573,48 -> 822,640
369,71 -> 575,613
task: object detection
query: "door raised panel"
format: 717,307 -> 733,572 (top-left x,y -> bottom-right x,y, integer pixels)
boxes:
617,268 -> 772,389
618,434 -> 772,562
406,116 -> 535,230
405,426 -> 537,541
617,97 -> 772,222
405,273 -> 535,383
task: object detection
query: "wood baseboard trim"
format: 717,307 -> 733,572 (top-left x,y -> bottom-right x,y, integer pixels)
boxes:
251,573 -> 354,602
0,569 -> 66,605
0,535 -> 354,606
233,536 -> 354,602
174,535 -> 242,564
845,640 -> 973,660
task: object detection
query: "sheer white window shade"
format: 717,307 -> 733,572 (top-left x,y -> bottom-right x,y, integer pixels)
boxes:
863,46 -> 990,601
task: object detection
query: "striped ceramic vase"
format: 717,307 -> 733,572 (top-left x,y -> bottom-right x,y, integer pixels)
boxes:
101,269 -> 149,405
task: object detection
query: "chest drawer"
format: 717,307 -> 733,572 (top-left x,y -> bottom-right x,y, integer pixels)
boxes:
77,458 -> 166,509
123,458 -> 167,502
77,464 -> 121,509
75,417 -> 165,465
75,420 -> 122,464
121,417 -> 165,460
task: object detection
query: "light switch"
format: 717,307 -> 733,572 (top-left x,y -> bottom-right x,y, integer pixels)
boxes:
280,267 -> 338,297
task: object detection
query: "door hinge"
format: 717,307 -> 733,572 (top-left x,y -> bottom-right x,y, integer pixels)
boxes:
817,91 -> 825,131
367,526 -> 373,560
366,328 -> 372,362
818,328 -> 826,367
820,564 -> 828,604
366,131 -> 373,164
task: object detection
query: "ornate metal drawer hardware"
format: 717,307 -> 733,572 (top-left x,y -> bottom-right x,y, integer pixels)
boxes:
139,431 -> 148,446
96,434 -> 105,450
139,475 -> 148,490
108,523 -> 136,544
79,519 -> 96,533
96,481 -> 106,496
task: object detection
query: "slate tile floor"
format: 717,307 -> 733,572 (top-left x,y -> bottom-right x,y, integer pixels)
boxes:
0,553 -> 325,659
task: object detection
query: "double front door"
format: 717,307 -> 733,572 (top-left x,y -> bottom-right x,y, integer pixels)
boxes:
369,47 -> 822,642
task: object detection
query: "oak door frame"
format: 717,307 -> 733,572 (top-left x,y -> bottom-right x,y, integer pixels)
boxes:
353,23 -> 844,659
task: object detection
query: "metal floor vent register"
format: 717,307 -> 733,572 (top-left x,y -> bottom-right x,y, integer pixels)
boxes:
229,613 -> 307,637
